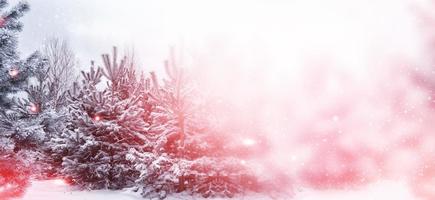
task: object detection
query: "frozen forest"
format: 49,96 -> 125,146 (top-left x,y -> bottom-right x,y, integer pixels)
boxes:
0,1 -> 266,199
2,0 -> 435,199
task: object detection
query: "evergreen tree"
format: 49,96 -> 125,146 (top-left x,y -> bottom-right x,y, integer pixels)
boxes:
132,48 -> 259,199
61,47 -> 151,190
0,0 -> 46,197
147,50 -> 207,159
0,39 -> 78,179
0,0 -> 42,108
22,61 -> 75,177
0,0 -> 46,155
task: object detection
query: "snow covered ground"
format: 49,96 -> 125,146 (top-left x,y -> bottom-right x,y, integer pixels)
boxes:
13,180 -> 274,200
12,180 -> 422,200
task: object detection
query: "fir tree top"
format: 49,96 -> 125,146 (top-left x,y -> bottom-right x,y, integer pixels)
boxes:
0,0 -> 29,68
0,0 -> 45,108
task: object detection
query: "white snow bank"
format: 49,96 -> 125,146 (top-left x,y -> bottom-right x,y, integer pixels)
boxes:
13,180 -> 274,200
13,180 -> 420,200
14,180 -> 141,200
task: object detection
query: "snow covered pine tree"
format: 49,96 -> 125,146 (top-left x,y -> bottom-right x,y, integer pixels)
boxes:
132,48 -> 259,199
0,0 -> 46,198
62,47 -> 151,190
0,0 -> 41,108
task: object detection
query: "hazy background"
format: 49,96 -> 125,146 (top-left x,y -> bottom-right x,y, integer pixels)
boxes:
10,0 -> 435,198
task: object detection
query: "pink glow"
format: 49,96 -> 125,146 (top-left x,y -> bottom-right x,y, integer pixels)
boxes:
8,69 -> 19,78
52,179 -> 67,186
94,115 -> 101,122
29,103 -> 39,113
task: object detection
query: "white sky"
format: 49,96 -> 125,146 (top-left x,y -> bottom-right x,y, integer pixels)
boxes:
12,0 -> 429,75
